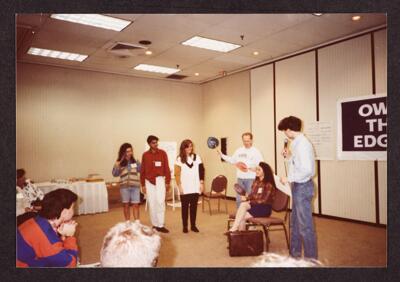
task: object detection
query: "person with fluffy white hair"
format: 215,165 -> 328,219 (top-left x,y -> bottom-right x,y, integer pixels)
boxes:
100,221 -> 161,267
252,253 -> 322,268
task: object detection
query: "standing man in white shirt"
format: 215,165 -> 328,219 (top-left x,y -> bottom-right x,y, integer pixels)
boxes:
217,132 -> 264,208
278,116 -> 318,260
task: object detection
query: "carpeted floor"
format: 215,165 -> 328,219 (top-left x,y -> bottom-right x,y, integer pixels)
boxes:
74,199 -> 386,267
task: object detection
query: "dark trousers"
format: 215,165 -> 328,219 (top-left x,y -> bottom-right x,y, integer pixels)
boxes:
180,193 -> 199,228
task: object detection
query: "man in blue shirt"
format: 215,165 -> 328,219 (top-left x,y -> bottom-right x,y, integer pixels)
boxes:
278,116 -> 318,260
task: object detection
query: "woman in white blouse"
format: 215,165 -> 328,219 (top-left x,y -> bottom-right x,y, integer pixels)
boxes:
174,139 -> 205,233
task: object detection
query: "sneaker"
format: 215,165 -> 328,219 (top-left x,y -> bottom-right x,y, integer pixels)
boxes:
157,226 -> 169,233
183,227 -> 188,233
191,226 -> 199,233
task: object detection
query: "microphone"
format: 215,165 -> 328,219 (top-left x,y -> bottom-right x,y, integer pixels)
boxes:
283,138 -> 288,176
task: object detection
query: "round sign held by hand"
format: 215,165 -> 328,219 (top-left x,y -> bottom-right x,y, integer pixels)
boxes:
207,137 -> 219,149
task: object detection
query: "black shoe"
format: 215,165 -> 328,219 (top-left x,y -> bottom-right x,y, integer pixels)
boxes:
156,226 -> 169,233
183,227 -> 188,233
191,226 -> 199,233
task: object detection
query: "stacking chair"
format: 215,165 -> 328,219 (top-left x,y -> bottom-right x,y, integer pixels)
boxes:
202,175 -> 228,215
227,188 -> 290,252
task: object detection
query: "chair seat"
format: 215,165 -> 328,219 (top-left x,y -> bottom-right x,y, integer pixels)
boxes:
203,192 -> 225,198
247,216 -> 284,225
228,213 -> 236,219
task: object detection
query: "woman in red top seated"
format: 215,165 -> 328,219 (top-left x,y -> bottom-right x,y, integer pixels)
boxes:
228,162 -> 276,232
17,189 -> 79,267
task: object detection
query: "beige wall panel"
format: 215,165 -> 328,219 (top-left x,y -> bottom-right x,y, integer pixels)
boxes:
16,63 -> 202,182
275,51 -> 319,213
318,35 -> 375,222
201,71 -> 251,198
374,29 -> 387,224
250,64 -> 275,170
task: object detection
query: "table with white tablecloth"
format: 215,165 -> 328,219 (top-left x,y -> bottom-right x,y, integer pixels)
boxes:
35,181 -> 109,215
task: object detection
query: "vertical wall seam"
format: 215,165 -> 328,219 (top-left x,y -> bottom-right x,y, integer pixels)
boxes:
273,62 -> 277,173
371,32 -> 380,225
249,71 -> 252,132
315,49 -> 322,215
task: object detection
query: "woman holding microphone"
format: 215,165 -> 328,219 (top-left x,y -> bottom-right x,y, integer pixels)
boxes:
174,139 -> 205,233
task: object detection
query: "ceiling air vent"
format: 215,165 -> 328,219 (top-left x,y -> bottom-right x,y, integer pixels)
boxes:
107,42 -> 147,57
166,74 -> 188,80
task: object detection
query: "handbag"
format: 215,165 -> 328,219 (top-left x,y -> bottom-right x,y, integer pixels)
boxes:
228,230 -> 264,257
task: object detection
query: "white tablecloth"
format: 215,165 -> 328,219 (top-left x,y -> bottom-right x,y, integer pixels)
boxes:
36,181 -> 109,215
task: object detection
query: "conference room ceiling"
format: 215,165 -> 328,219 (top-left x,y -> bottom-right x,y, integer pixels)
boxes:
16,13 -> 386,84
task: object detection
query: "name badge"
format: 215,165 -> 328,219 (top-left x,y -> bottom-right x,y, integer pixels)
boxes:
257,187 -> 263,194
155,161 -> 162,167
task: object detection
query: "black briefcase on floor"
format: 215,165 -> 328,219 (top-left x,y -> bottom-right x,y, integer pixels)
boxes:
228,230 -> 264,257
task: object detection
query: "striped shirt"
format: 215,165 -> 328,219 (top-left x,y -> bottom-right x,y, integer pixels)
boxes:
112,161 -> 141,188
17,216 -> 78,267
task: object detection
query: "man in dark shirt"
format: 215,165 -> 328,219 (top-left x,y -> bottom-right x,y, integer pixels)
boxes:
140,135 -> 171,233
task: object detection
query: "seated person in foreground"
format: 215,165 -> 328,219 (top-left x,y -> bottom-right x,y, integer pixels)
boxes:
100,221 -> 161,267
228,162 -> 276,232
17,189 -> 79,267
16,168 -> 44,212
252,253 -> 322,267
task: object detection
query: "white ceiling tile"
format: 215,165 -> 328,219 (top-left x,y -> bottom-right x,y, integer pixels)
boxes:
150,45 -> 219,68
83,53 -> 147,68
16,13 -> 48,28
181,14 -> 234,26
217,14 -> 313,37
29,29 -> 103,55
104,14 -> 144,22
199,26 -> 261,46
322,13 -> 386,29
213,53 -> 260,66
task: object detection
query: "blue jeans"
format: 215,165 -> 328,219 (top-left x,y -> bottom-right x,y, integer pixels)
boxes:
120,186 -> 140,204
290,179 -> 318,259
236,178 -> 254,208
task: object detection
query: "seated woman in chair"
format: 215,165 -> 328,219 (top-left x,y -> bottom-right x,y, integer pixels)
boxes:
227,162 -> 276,232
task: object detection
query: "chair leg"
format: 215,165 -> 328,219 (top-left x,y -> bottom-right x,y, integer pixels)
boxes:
208,199 -> 212,215
224,197 -> 228,214
218,198 -> 220,212
282,223 -> 290,251
261,225 -> 270,252
202,196 -> 204,212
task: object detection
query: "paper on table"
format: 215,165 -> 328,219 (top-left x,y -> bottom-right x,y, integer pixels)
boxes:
274,174 -> 291,197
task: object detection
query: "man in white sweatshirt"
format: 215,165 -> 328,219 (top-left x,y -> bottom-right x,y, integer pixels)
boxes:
217,132 -> 264,208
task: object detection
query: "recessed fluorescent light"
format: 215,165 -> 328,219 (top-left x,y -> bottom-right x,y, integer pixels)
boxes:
181,36 -> 241,52
145,50 -> 153,55
50,14 -> 131,31
27,47 -> 88,62
312,13 -> 323,16
253,51 -> 259,56
133,64 -> 180,74
194,72 -> 200,76
352,15 -> 361,21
